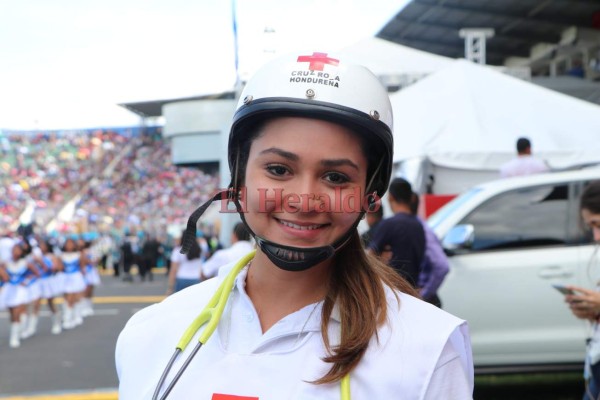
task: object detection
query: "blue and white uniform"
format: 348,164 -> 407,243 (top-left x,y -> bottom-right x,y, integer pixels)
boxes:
37,254 -> 58,299
2,258 -> 31,308
0,279 -> 6,311
83,252 -> 101,287
61,252 -> 86,294
116,262 -> 474,400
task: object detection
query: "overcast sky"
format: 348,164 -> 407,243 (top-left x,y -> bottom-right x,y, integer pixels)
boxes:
0,0 -> 408,130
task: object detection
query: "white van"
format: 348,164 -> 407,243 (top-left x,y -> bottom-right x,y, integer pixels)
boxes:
429,168 -> 600,373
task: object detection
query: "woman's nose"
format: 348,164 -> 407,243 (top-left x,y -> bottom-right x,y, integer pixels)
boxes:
285,179 -> 325,213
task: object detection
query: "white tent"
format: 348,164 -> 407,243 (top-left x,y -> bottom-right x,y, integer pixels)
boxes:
338,37 -> 453,76
390,59 -> 600,194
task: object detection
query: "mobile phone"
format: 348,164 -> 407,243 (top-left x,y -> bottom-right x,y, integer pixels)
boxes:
552,284 -> 576,296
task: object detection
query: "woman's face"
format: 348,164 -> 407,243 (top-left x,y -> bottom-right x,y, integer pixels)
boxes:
582,208 -> 600,242
65,239 -> 76,252
243,117 -> 368,249
11,244 -> 23,260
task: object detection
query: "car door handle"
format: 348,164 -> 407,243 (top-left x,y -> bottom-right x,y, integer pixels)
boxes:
538,266 -> 574,279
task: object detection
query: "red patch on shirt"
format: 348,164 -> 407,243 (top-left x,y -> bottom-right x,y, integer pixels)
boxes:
212,395 -> 259,400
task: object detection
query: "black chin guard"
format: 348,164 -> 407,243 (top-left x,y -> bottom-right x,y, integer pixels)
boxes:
181,187 -> 363,271
255,237 -> 335,272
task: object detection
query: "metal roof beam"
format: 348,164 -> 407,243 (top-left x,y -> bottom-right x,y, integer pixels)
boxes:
386,16 -> 562,45
386,35 -> 518,62
413,0 -> 596,28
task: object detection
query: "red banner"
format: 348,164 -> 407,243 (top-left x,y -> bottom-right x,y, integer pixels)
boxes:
212,394 -> 259,400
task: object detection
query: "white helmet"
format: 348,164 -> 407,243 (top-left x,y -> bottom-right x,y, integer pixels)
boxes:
228,51 -> 394,198
182,52 -> 394,271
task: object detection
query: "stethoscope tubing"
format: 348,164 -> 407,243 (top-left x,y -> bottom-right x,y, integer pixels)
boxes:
151,249 -> 351,400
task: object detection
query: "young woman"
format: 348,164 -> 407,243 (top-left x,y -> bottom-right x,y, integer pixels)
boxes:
116,53 -> 474,399
561,181 -> 600,399
166,232 -> 203,295
60,237 -> 86,329
31,239 -> 64,335
79,238 -> 101,317
1,242 -> 38,348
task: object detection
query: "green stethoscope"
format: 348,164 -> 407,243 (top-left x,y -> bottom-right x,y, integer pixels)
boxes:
152,249 -> 351,400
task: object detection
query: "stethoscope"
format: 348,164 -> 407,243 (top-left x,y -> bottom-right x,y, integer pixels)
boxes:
153,249 -> 351,400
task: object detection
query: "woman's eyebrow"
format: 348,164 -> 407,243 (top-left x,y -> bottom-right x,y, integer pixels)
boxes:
321,159 -> 359,171
259,147 -> 299,161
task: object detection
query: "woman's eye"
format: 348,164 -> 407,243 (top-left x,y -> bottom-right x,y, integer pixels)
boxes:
266,165 -> 289,176
324,172 -> 349,184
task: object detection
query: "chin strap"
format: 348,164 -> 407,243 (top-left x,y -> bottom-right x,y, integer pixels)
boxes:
180,189 -> 232,255
181,187 -> 368,272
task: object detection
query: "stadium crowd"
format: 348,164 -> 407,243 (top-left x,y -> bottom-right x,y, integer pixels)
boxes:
0,126 -> 225,350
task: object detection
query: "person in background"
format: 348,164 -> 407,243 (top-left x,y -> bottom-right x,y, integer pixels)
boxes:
166,231 -> 203,294
558,181 -> 600,400
79,239 -> 101,318
410,192 -> 450,308
201,222 -> 254,280
140,234 -> 162,282
0,227 -> 17,263
360,202 -> 383,248
499,137 -> 549,178
1,242 -> 38,348
368,177 -> 426,288
60,238 -> 86,330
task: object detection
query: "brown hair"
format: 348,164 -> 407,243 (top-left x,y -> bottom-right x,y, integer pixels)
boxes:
238,117 -> 419,383
315,232 -> 418,384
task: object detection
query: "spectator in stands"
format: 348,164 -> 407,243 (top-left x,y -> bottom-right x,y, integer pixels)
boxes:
499,137 -> 549,178
201,222 -> 254,280
368,178 -> 426,288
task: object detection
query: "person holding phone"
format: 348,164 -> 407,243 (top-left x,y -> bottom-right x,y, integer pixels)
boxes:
560,180 -> 600,399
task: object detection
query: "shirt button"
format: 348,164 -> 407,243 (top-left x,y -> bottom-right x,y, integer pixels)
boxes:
245,314 -> 254,322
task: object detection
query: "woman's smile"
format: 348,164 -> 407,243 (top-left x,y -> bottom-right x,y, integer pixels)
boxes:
243,116 -> 367,248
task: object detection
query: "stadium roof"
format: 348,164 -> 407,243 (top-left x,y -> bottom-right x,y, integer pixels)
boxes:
377,0 -> 600,66
119,91 -> 236,118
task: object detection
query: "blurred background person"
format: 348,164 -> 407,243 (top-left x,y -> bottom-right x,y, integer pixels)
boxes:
166,231 -> 203,295
500,137 -> 549,178
361,202 -> 383,248
368,178 -> 425,288
410,192 -> 449,308
201,222 -> 253,280
560,181 -> 600,400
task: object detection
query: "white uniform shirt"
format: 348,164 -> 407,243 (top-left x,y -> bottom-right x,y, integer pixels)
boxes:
499,155 -> 549,178
170,246 -> 203,280
202,241 -> 254,279
0,237 -> 16,263
116,262 -> 474,399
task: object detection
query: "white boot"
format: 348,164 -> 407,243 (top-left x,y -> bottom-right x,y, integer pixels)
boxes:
81,298 -> 92,317
51,313 -> 62,335
63,306 -> 74,330
10,323 -> 21,348
19,314 -> 29,339
73,302 -> 83,327
23,314 -> 38,338
86,298 -> 95,317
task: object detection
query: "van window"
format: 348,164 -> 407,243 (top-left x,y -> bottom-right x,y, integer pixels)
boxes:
459,184 -> 569,251
428,188 -> 482,230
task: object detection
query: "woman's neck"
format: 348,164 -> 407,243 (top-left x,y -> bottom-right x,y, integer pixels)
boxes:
245,250 -> 332,333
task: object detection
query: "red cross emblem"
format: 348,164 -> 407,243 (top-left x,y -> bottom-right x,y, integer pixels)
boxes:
297,52 -> 339,71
